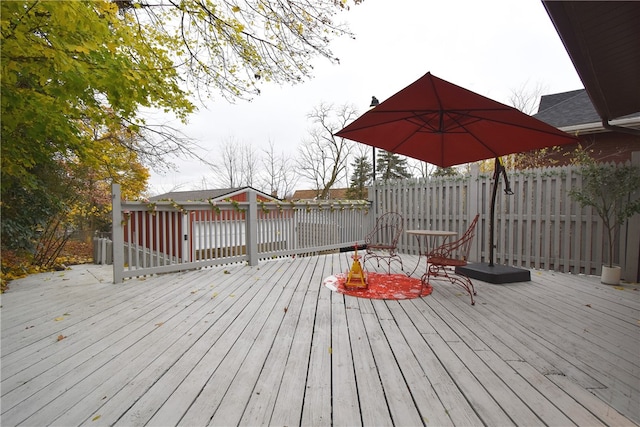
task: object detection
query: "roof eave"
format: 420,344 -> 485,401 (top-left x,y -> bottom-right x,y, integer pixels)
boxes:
559,116 -> 640,135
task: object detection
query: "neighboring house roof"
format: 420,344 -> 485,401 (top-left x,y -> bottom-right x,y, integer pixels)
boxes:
534,89 -> 640,132
533,88 -> 639,165
291,187 -> 368,201
150,186 -> 279,202
535,89 -> 602,128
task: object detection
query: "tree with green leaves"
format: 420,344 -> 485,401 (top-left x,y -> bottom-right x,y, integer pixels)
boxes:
569,146 -> 640,269
376,150 -> 412,182
345,156 -> 372,200
1,1 -> 191,252
1,0 -> 363,259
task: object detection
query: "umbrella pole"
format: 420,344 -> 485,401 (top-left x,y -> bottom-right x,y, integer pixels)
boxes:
458,159 -> 531,283
489,157 -> 500,267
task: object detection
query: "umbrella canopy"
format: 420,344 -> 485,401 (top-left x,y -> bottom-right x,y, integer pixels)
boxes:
336,72 -> 579,282
335,72 -> 578,167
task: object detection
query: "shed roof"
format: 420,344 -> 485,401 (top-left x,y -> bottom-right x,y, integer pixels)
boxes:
150,186 -> 279,202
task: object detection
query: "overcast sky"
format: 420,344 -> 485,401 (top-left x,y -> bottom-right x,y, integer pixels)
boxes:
146,0 -> 583,196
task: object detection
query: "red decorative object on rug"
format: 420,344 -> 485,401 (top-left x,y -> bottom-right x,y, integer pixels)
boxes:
323,272 -> 432,300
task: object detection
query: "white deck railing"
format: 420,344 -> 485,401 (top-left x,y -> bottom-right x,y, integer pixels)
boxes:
111,185 -> 372,283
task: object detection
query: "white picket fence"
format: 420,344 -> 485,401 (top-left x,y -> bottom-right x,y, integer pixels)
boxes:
377,154 -> 639,282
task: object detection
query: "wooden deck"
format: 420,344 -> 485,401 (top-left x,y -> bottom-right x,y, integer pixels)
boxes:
1,253 -> 639,426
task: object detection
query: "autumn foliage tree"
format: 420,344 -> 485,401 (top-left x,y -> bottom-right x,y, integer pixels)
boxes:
1,0 -> 363,266
119,0 -> 364,100
1,0 -> 187,260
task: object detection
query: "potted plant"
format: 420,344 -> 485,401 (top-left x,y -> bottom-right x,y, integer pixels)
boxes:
569,147 -> 640,284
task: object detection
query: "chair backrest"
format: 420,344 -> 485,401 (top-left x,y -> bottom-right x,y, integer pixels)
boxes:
365,212 -> 404,249
430,214 -> 479,262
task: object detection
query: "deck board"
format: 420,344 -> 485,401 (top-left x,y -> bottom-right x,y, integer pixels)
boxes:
1,254 -> 639,427
330,289 -> 361,427
344,297 -> 393,426
388,301 -> 484,426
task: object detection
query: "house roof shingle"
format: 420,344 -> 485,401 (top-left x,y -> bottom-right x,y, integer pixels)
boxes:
534,89 -> 640,129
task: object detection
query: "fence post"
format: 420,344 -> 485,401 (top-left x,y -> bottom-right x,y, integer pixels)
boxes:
624,151 -> 640,282
246,190 -> 259,266
112,184 -> 124,284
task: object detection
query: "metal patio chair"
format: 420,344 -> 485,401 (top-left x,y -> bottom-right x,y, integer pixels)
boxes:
423,214 -> 480,305
363,212 -> 404,274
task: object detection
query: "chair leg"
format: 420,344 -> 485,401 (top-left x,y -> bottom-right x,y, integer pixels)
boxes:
447,273 -> 476,305
363,254 -> 403,275
390,255 -> 403,274
422,264 -> 476,305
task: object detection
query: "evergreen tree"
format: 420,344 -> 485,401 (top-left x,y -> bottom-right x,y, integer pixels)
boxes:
376,150 -> 412,182
432,166 -> 460,177
345,156 -> 372,200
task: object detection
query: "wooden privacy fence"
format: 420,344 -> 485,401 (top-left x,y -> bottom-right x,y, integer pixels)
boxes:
111,185 -> 372,283
376,153 -> 639,282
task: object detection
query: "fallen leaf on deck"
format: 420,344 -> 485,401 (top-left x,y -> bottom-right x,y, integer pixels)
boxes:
284,307 -> 288,313
328,347 -> 332,354
229,294 -> 235,298
92,415 -> 101,421
613,286 -> 625,291
57,335 -> 66,341
155,322 -> 164,327
585,304 -> 592,308
211,292 -> 218,298
54,316 -> 65,321
191,290 -> 198,294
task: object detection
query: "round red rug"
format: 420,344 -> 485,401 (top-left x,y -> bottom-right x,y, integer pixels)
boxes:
323,272 -> 433,300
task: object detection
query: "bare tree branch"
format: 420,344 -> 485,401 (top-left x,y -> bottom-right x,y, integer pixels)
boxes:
297,102 -> 358,198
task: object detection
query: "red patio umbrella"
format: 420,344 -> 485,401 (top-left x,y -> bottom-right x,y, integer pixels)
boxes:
335,72 -> 578,283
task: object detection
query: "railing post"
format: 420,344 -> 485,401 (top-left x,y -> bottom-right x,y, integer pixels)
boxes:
246,190 -> 259,266
112,183 -> 124,284
182,212 -> 190,263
